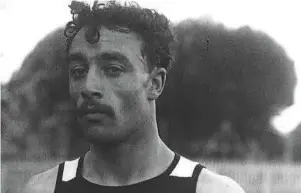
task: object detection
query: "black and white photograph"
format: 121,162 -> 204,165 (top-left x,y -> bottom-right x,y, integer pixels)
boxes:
1,0 -> 300,192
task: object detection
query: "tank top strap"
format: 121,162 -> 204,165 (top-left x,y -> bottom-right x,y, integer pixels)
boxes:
76,155 -> 85,178
168,156 -> 205,193
54,157 -> 82,193
170,155 -> 203,177
192,164 -> 205,188
54,162 -> 65,193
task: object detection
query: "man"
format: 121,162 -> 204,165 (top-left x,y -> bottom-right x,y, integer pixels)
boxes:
24,1 -> 245,192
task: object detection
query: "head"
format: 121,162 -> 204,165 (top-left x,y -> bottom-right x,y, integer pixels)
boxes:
64,1 -> 174,144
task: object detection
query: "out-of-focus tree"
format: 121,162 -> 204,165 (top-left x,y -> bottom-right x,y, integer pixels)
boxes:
158,19 -> 296,159
1,28 -> 87,161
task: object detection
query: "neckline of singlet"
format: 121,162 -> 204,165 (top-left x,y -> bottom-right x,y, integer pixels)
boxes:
73,153 -> 181,190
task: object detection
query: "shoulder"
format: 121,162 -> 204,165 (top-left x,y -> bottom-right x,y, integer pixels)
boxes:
172,155 -> 244,193
23,165 -> 59,193
196,167 -> 245,193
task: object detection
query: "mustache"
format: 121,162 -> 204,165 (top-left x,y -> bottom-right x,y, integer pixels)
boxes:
75,100 -> 115,118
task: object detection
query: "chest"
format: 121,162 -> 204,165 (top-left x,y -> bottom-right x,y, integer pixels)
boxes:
58,177 -> 197,193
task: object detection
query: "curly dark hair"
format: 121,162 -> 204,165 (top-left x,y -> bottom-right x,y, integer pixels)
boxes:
64,0 -> 174,71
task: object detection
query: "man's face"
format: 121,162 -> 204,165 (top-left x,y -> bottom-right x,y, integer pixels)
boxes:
68,26 -> 153,144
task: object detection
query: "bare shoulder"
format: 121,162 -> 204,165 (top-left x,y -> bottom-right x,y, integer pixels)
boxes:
196,167 -> 245,193
23,165 -> 59,193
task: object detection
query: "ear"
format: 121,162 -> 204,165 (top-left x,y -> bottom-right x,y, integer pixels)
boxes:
147,67 -> 167,100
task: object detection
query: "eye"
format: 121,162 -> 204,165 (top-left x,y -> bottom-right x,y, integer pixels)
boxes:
70,66 -> 88,78
105,65 -> 123,77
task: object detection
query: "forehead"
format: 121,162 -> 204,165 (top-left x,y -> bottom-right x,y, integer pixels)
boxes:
69,26 -> 143,57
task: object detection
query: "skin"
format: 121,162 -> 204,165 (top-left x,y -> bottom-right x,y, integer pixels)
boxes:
69,26 -> 157,144
23,26 -> 245,193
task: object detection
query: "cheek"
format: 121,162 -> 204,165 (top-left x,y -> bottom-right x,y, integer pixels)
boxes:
114,78 -> 148,113
69,81 -> 82,102
117,91 -> 143,119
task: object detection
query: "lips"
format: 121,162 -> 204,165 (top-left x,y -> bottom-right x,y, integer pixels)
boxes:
83,112 -> 108,121
80,108 -> 113,119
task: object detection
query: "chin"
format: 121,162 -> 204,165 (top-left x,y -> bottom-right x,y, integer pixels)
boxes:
83,125 -> 130,145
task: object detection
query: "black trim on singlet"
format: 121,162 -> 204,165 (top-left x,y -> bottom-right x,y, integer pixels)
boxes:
192,164 -> 205,192
76,156 -> 85,178
54,162 -> 65,193
192,164 -> 204,179
164,153 -> 180,175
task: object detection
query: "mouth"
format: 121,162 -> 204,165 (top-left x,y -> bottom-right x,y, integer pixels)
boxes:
76,101 -> 115,123
82,112 -> 109,121
77,105 -> 114,121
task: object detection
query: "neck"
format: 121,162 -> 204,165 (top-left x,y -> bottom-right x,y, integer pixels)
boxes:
82,113 -> 174,186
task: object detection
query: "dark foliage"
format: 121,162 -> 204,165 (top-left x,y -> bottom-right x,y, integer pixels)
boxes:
157,19 -> 296,158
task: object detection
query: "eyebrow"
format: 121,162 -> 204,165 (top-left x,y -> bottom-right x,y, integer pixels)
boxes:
97,52 -> 131,65
67,52 -> 87,63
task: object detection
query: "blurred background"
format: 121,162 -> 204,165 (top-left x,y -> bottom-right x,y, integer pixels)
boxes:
1,0 -> 301,193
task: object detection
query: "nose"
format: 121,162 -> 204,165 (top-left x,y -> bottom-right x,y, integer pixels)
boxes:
81,66 -> 103,100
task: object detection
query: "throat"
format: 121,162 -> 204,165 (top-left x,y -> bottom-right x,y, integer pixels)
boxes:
82,138 -> 174,186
